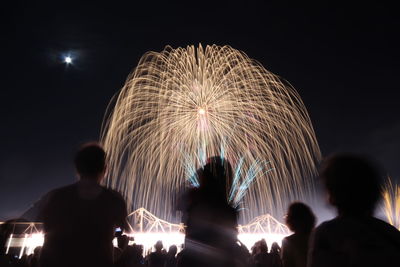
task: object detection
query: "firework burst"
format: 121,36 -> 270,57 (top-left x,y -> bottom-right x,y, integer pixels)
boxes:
101,44 -> 321,223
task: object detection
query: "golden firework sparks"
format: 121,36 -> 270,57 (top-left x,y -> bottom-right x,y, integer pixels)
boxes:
382,178 -> 400,230
101,44 -> 321,223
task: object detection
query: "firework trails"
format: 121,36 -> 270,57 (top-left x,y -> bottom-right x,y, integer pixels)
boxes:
382,178 -> 400,230
101,45 -> 321,223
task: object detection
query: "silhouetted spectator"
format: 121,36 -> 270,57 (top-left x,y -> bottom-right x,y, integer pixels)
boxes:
281,202 -> 315,267
253,239 -> 271,267
249,241 -> 260,267
237,240 -> 251,265
270,242 -> 282,267
28,246 -> 41,267
146,241 -> 166,267
177,156 -> 246,267
175,244 -> 184,266
133,244 -> 144,266
165,245 -> 177,267
308,154 -> 400,267
22,142 -> 128,267
115,235 -> 144,267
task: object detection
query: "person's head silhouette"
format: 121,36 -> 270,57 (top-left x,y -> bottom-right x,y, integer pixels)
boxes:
154,240 -> 163,252
117,234 -> 129,250
320,153 -> 382,216
270,242 -> 280,254
285,202 -> 316,234
168,244 -> 177,256
74,142 -> 106,182
258,239 -> 268,253
197,156 -> 233,200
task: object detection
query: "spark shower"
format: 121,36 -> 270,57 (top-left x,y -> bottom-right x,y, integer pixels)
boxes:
101,44 -> 321,223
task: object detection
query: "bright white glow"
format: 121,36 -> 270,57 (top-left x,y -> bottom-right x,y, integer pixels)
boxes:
19,234 -> 28,259
128,232 -> 185,255
4,209 -> 290,257
8,232 -> 288,256
26,233 -> 44,255
6,234 -> 12,254
198,108 -> 206,115
64,56 -> 72,64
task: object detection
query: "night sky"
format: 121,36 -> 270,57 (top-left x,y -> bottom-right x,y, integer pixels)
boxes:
1,1 -> 399,223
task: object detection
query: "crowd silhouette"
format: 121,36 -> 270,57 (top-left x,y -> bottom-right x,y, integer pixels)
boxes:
1,143 -> 400,267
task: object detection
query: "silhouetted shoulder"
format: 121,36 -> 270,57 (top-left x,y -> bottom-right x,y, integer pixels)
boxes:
309,216 -> 400,267
34,184 -> 77,221
102,187 -> 129,229
314,216 -> 400,246
366,217 -> 400,245
49,184 -> 78,197
103,188 -> 127,209
283,233 -> 295,243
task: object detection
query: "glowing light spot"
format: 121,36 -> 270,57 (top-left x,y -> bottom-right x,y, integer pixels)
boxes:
198,108 -> 206,115
64,56 -> 72,64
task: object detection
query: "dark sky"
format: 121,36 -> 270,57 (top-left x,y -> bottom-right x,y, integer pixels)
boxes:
1,1 -> 399,222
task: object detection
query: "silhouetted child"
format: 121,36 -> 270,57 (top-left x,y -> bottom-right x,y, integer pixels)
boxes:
308,153 -> 400,267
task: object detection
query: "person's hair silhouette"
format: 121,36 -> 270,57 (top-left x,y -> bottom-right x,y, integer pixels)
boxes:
320,153 -> 381,215
282,202 -> 315,267
74,142 -> 106,179
178,156 -> 246,267
285,202 -> 316,233
197,156 -> 233,200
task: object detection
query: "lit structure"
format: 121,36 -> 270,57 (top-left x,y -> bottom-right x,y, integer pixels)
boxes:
101,44 -> 321,223
238,213 -> 290,249
2,222 -> 44,258
2,208 -> 290,257
126,208 -> 290,252
128,207 -> 184,233
124,208 -> 185,254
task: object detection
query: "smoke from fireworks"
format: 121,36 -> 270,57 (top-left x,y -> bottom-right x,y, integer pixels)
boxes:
101,44 -> 320,223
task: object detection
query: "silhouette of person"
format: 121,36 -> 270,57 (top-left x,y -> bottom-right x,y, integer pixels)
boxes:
23,142 -> 128,267
146,240 -> 166,267
165,245 -> 178,267
249,241 -> 260,266
308,153 -> 400,267
281,202 -> 315,267
178,156 -> 246,267
253,238 -> 271,267
28,246 -> 42,267
270,242 -> 282,267
115,234 -> 143,267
